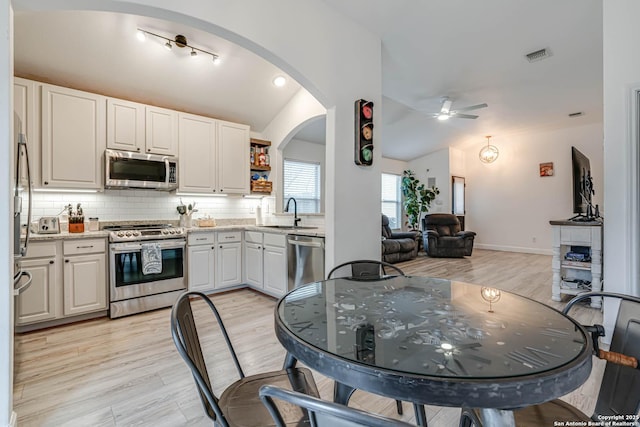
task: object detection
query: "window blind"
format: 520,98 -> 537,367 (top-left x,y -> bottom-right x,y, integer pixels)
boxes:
283,159 -> 321,213
381,173 -> 401,229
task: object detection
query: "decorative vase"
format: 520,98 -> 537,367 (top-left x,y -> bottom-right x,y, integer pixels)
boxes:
180,213 -> 192,228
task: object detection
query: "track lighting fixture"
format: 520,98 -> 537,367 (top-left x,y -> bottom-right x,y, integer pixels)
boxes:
137,28 -> 220,63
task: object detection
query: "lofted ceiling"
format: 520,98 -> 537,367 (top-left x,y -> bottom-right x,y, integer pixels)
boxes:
13,2 -> 603,161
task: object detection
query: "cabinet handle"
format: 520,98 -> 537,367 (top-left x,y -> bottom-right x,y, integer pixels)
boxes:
137,148 -> 141,151
220,245 -> 223,249
196,238 -> 206,241
44,181 -> 49,185
49,260 -> 54,264
211,246 -> 215,250
147,149 -> 151,152
76,245 -> 94,249
65,259 -> 69,263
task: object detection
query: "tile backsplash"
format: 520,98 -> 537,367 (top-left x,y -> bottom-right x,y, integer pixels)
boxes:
27,189 -> 275,223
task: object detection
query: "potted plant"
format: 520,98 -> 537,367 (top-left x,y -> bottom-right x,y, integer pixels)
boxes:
401,170 -> 440,230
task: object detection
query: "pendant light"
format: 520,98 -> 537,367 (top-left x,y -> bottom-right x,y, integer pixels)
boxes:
479,135 -> 499,163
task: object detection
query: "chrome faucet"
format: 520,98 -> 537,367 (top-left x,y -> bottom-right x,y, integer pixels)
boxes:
285,197 -> 301,227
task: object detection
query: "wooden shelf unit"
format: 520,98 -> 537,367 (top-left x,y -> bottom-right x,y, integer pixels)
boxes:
250,138 -> 272,193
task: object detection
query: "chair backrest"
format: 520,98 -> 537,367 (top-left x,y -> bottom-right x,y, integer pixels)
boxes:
327,259 -> 405,281
422,214 -> 461,236
381,214 -> 393,238
259,385 -> 414,427
564,292 -> 640,419
170,291 -> 245,425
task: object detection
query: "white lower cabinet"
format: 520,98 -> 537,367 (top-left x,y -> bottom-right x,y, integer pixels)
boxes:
216,232 -> 243,289
187,232 -> 216,292
244,231 -> 288,297
16,238 -> 107,329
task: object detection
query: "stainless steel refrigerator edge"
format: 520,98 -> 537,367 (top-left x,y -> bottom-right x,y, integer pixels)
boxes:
287,235 -> 324,290
13,113 -> 33,296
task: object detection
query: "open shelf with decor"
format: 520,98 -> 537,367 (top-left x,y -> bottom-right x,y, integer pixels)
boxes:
550,220 -> 602,308
250,138 -> 272,194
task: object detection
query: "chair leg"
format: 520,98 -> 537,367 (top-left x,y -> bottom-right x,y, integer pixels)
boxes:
396,399 -> 403,415
414,403 -> 428,427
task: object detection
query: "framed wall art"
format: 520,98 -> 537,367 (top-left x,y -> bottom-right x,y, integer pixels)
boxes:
539,162 -> 554,177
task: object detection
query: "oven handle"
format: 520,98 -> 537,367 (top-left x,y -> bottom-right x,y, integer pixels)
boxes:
110,240 -> 186,253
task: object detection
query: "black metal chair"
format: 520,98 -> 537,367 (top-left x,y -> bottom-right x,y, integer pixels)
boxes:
260,385 -> 415,427
327,260 -> 428,427
171,291 -> 320,427
327,259 -> 405,281
459,291 -> 640,427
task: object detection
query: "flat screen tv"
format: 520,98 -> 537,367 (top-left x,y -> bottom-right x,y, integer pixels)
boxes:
571,146 -> 596,220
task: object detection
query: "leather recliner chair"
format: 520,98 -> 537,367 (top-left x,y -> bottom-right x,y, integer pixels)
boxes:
422,214 -> 476,258
381,214 -> 420,264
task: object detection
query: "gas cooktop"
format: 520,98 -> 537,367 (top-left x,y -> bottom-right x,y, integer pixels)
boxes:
104,223 -> 185,242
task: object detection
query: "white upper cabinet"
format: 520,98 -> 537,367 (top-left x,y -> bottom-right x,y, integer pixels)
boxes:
146,106 -> 178,156
13,77 -> 40,187
178,113 -> 217,193
217,120 -> 250,194
106,98 -> 145,153
107,98 -> 178,156
41,84 -> 106,189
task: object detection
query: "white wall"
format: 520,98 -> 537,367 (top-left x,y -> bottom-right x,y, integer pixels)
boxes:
380,157 -> 408,175
408,148 -> 450,215
283,138 -> 325,212
1,2 -> 13,425
602,1 -> 640,334
463,122 -> 603,255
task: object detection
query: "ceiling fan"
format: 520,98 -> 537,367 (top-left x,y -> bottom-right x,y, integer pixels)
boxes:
430,96 -> 488,120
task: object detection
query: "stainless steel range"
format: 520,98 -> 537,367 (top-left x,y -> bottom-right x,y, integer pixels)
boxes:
106,223 -> 186,318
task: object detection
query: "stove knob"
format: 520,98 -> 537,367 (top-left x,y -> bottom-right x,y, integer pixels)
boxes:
134,231 -> 141,237
161,229 -> 168,235
169,229 -> 175,234
117,231 -> 125,237
176,229 -> 183,235
125,231 -> 132,237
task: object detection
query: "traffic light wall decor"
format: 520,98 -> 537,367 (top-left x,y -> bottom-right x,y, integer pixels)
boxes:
355,99 -> 374,166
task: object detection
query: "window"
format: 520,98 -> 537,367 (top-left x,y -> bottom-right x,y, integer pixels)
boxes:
283,159 -> 321,213
381,173 -> 402,229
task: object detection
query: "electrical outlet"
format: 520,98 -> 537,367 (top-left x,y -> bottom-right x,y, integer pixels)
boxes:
249,206 -> 255,214
532,237 -> 537,243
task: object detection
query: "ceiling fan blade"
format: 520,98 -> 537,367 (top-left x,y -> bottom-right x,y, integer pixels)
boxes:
452,103 -> 488,113
451,113 -> 479,119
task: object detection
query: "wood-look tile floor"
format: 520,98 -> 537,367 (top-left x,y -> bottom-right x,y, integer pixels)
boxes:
13,249 -> 604,426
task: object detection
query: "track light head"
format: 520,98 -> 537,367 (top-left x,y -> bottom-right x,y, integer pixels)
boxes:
164,41 -> 172,50
191,49 -> 197,57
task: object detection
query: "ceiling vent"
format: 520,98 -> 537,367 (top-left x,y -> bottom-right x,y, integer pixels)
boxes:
568,112 -> 584,118
525,48 -> 551,63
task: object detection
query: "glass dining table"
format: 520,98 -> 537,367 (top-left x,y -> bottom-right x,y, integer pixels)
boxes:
275,275 -> 593,426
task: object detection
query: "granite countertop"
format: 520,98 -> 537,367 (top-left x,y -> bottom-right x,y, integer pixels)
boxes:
27,230 -> 109,241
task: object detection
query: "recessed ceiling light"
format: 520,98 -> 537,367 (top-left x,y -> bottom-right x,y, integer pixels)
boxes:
437,114 -> 449,121
212,56 -> 221,65
273,76 -> 286,87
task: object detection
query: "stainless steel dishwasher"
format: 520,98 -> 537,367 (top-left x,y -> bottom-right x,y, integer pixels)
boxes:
287,235 -> 325,290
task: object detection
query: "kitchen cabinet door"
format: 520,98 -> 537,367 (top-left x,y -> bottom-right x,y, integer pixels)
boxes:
178,113 -> 217,193
188,244 -> 215,292
63,253 -> 107,316
146,106 -> 178,156
216,242 -> 242,288
14,77 -> 40,188
244,241 -> 263,288
217,120 -> 250,194
15,256 -> 58,325
41,84 -> 106,189
263,244 -> 287,297
107,98 -> 145,153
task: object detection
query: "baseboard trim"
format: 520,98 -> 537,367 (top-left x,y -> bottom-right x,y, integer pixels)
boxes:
475,243 -> 553,256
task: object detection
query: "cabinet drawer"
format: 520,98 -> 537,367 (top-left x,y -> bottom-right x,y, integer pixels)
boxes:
218,231 -> 242,243
188,232 -> 215,246
63,238 -> 106,255
264,233 -> 286,248
245,231 -> 263,244
25,241 -> 58,258
559,227 -> 591,245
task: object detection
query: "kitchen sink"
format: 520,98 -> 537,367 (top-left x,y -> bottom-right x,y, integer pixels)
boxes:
262,225 -> 318,230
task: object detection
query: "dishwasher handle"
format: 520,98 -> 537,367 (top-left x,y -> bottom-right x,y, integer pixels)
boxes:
287,239 -> 324,249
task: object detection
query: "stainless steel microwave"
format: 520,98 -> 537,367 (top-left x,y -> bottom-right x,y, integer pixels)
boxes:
105,149 -> 178,190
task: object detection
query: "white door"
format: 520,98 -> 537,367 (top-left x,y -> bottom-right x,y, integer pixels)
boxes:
41,84 -> 106,189
216,242 -> 242,288
146,106 -> 178,156
217,120 -> 249,194
178,113 -> 217,193
107,98 -> 145,152
63,253 -> 107,316
15,257 -> 58,325
263,245 -> 287,297
188,245 -> 215,292
244,242 -> 263,288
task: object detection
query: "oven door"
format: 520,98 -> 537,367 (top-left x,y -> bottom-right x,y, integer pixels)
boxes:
109,239 -> 186,302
